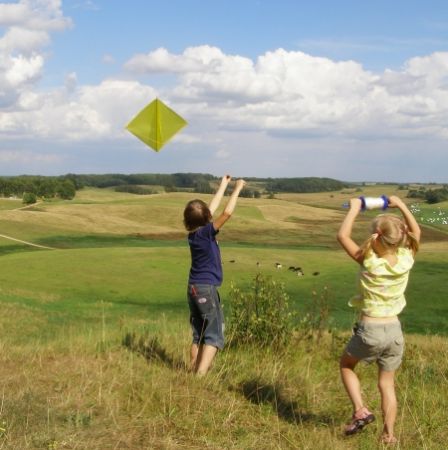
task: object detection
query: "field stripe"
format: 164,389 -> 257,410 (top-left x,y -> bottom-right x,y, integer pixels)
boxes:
0,233 -> 55,250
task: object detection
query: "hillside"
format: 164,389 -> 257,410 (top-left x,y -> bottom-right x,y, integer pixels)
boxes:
0,187 -> 446,448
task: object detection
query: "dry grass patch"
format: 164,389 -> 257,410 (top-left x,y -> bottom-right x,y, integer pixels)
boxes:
0,203 -> 183,235
256,202 -> 340,225
0,327 -> 445,449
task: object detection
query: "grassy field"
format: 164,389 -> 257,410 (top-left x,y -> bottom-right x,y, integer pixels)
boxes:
0,187 -> 447,449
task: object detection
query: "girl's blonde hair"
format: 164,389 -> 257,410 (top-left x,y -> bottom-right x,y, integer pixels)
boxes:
361,213 -> 419,258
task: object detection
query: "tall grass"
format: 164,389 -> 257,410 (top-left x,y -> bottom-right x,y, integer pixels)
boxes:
0,188 -> 446,448
0,314 -> 446,449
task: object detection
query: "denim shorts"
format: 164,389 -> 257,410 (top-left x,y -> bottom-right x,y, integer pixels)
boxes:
187,283 -> 224,350
345,320 -> 404,371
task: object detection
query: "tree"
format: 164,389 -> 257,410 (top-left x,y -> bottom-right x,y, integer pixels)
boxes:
56,180 -> 76,200
37,179 -> 56,198
194,180 -> 213,194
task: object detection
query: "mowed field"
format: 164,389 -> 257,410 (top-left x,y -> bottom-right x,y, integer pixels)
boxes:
0,187 -> 447,449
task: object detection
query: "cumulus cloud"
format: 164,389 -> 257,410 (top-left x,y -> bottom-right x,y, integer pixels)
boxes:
122,46 -> 448,140
0,79 -> 159,141
0,0 -> 71,31
1,27 -> 448,179
0,0 -> 72,107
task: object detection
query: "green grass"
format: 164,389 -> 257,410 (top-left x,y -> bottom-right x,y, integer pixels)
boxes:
0,198 -> 22,210
0,187 -> 447,448
0,243 -> 446,339
0,323 -> 446,449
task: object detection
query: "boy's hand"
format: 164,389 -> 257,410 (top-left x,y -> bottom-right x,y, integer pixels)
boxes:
235,179 -> 246,190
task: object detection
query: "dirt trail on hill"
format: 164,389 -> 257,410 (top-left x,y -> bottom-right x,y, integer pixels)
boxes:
0,233 -> 54,250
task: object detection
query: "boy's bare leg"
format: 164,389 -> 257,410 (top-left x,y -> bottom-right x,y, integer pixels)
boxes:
196,344 -> 218,376
340,353 -> 364,412
378,369 -> 397,441
190,343 -> 199,371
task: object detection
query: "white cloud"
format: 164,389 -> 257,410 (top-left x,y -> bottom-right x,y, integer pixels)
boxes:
125,46 -> 213,74
0,0 -> 71,108
0,27 -> 50,54
0,79 -> 159,140
5,53 -> 44,86
125,46 -> 448,141
3,39 -> 448,145
0,0 -> 71,30
4,44 -> 448,145
0,149 -> 61,163
1,28 -> 448,180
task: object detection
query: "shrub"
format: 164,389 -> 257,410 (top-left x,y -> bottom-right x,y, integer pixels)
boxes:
425,188 -> 448,204
22,192 -> 37,205
239,188 -> 261,198
299,286 -> 333,339
228,273 -> 297,347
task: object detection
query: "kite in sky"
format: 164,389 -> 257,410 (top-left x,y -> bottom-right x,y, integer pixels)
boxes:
126,98 -> 187,151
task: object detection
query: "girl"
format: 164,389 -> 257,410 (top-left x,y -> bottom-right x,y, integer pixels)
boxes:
184,175 -> 246,376
337,195 -> 421,444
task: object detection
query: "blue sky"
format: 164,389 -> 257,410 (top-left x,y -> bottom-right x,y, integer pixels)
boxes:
1,0 -> 448,181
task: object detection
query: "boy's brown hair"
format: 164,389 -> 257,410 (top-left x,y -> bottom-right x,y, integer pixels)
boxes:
183,199 -> 212,231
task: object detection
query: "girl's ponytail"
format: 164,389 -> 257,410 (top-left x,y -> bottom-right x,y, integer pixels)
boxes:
360,234 -> 376,259
406,230 -> 419,255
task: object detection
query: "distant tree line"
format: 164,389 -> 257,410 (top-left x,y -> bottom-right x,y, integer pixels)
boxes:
12,173 -> 439,204
0,176 -> 76,203
114,185 -> 157,195
67,173 -> 215,190
407,185 -> 448,204
265,177 -> 348,193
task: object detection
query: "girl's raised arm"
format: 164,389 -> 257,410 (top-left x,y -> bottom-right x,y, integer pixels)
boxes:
337,198 -> 364,264
388,195 -> 421,243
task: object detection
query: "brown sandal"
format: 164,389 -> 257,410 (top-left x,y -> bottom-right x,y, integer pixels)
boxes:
344,407 -> 375,436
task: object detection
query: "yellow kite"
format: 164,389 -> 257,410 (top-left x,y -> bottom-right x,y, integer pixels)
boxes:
126,98 -> 187,151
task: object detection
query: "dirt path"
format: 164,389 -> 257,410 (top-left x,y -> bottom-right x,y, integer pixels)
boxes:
0,201 -> 54,249
0,233 -> 55,250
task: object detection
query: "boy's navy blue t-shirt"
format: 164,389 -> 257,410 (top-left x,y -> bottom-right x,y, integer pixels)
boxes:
188,221 -> 222,286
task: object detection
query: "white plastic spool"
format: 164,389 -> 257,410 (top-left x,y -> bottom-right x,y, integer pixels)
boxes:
360,195 -> 389,211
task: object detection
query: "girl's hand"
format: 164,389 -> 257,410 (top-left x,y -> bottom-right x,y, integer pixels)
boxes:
349,198 -> 362,210
388,195 -> 404,209
222,175 -> 231,184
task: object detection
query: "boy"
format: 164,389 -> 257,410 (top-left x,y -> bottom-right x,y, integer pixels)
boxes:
184,175 -> 246,375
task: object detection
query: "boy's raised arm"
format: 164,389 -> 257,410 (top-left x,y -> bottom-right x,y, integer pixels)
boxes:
209,175 -> 231,216
213,179 -> 246,231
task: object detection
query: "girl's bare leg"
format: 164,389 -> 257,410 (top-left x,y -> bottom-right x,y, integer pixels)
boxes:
378,369 -> 397,442
340,352 -> 364,412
